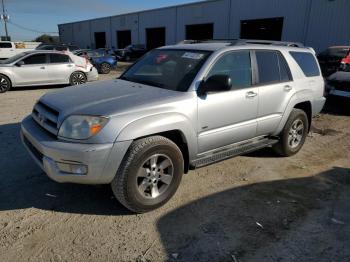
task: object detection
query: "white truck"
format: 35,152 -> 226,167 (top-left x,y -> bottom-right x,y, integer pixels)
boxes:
0,41 -> 41,59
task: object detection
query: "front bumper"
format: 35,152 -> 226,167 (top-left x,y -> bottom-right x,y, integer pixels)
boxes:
21,116 -> 131,184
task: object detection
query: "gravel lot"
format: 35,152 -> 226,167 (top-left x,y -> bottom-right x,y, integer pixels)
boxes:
0,65 -> 350,262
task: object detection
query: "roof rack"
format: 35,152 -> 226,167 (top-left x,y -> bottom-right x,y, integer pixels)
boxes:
177,39 -> 304,48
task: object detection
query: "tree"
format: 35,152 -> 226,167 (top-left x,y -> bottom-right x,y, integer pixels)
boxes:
34,34 -> 59,44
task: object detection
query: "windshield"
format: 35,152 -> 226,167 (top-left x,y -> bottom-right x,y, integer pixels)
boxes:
2,52 -> 29,64
120,49 -> 211,92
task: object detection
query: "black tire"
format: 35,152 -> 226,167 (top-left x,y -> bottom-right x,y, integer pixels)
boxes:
99,62 -> 111,74
111,136 -> 184,213
0,74 -> 11,93
69,71 -> 87,86
273,109 -> 309,157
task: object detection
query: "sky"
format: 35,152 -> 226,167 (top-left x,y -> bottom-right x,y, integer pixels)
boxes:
2,0 -> 199,41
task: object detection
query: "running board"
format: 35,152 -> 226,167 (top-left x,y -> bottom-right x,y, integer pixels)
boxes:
190,137 -> 279,169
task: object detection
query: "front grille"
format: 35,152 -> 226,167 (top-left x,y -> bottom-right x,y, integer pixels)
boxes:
32,101 -> 59,136
23,135 -> 43,163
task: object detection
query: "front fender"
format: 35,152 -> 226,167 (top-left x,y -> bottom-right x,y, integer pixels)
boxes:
273,89 -> 313,135
116,113 -> 197,159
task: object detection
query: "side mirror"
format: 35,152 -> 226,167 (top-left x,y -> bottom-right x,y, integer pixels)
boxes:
16,60 -> 24,67
198,74 -> 232,95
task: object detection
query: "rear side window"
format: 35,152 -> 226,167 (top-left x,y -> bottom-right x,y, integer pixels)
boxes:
256,51 -> 280,84
278,53 -> 292,82
49,54 -> 70,63
290,51 -> 320,77
0,42 -> 12,48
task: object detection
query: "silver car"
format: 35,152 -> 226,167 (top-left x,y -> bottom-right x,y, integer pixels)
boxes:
21,40 -> 326,213
0,50 -> 98,93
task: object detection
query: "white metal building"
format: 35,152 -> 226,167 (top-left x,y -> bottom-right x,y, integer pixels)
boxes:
58,0 -> 350,52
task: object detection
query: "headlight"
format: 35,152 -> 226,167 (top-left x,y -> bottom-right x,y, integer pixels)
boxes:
58,115 -> 109,140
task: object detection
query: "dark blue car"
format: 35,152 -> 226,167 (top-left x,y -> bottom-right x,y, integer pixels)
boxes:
74,49 -> 117,74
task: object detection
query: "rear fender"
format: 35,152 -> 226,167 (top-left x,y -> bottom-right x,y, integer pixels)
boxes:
273,89 -> 313,135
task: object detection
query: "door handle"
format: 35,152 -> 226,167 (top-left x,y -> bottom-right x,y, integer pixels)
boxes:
67,64 -> 73,67
284,85 -> 292,91
246,91 -> 258,98
40,66 -> 45,69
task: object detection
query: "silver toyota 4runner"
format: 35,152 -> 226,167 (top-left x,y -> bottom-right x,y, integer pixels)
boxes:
21,40 -> 326,213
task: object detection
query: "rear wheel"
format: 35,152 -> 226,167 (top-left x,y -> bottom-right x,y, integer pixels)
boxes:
111,136 -> 184,213
273,109 -> 309,157
69,71 -> 87,86
0,75 -> 11,93
99,62 -> 111,74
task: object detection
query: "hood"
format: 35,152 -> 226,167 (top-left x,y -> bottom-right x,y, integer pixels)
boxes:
0,63 -> 12,67
40,79 -> 188,122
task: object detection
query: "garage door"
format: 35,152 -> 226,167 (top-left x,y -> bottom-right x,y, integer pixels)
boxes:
94,32 -> 106,49
117,30 -> 131,49
240,17 -> 284,41
186,23 -> 214,40
146,27 -> 166,50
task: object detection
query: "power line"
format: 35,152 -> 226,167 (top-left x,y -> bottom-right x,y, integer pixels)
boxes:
8,20 -> 58,35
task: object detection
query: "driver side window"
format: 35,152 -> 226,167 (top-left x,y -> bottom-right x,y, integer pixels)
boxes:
22,54 -> 47,65
207,51 -> 252,90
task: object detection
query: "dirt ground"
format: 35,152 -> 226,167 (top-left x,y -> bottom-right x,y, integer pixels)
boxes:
0,66 -> 350,262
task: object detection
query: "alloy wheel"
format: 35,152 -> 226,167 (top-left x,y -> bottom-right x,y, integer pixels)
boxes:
136,154 -> 174,199
288,119 -> 304,149
0,76 -> 9,93
71,72 -> 86,85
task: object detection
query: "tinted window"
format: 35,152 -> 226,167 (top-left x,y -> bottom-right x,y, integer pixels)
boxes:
278,53 -> 292,82
208,51 -> 252,89
290,51 -> 320,77
22,54 -> 46,65
0,42 -> 12,48
55,46 -> 68,51
68,45 -> 79,51
50,54 -> 70,63
328,48 -> 350,58
37,45 -> 53,50
256,51 -> 280,84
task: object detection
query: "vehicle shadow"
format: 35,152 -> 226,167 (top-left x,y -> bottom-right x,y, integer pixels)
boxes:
156,167 -> 350,262
0,122 -> 132,216
10,84 -> 68,92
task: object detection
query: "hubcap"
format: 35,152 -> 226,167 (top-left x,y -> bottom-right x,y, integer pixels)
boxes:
0,77 -> 9,92
136,154 -> 174,199
72,73 -> 86,85
288,119 -> 304,149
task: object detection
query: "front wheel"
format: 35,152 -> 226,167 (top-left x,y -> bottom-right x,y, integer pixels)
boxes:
69,71 -> 87,86
0,75 -> 11,93
111,136 -> 184,213
273,109 -> 309,157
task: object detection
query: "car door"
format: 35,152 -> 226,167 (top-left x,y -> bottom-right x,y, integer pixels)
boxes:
11,53 -> 49,86
197,50 -> 259,153
254,50 -> 295,136
46,53 -> 74,84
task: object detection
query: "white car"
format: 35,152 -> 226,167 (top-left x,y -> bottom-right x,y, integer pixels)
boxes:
0,50 -> 98,93
0,41 -> 39,59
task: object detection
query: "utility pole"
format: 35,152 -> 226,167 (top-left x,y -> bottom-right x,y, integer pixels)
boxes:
1,0 -> 9,40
